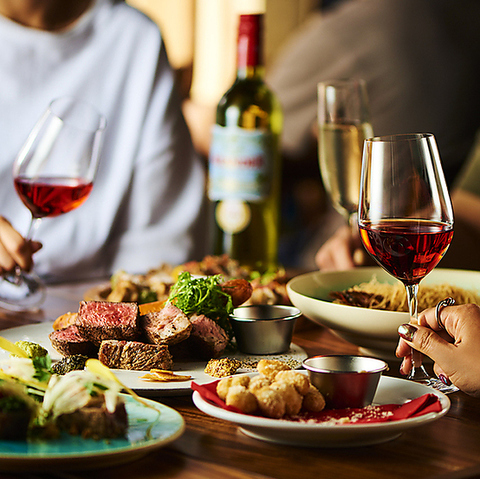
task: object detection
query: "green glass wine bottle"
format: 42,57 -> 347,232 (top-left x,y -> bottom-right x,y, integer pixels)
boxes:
208,13 -> 283,273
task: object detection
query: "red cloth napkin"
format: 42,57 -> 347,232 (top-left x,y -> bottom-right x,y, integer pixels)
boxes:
191,380 -> 443,424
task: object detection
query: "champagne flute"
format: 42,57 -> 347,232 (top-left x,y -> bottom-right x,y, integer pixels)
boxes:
358,133 -> 458,393
0,96 -> 106,311
317,79 -> 373,230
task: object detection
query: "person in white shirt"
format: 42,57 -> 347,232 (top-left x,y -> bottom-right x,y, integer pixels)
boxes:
0,0 -> 207,282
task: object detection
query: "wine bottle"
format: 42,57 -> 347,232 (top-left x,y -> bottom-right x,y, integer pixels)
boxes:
208,13 -> 283,273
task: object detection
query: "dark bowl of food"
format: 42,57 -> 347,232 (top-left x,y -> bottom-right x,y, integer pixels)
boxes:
303,355 -> 389,409
230,305 -> 302,355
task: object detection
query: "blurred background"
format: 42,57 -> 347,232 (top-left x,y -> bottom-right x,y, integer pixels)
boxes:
127,0 -> 327,271
126,0 -> 480,273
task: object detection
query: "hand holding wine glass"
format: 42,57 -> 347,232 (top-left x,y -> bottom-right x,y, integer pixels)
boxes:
0,96 -> 106,311
358,133 -> 457,393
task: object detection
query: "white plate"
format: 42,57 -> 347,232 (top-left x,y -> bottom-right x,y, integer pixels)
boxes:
192,374 -> 450,447
0,322 -> 307,396
0,394 -> 184,472
287,267 -> 480,359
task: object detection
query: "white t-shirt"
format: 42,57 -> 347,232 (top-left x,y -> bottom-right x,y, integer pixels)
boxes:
0,0 -> 207,282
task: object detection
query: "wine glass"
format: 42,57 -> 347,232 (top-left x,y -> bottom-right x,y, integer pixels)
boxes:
358,133 -> 458,393
317,79 -> 373,229
0,96 -> 106,311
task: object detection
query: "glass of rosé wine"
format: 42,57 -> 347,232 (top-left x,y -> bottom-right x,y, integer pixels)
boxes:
358,133 -> 458,393
0,97 -> 106,311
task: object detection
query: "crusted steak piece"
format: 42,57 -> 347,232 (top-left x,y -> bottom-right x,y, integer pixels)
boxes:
170,314 -> 229,361
56,400 -> 128,439
76,301 -> 140,346
98,340 -> 173,371
141,304 -> 192,345
49,325 -> 98,357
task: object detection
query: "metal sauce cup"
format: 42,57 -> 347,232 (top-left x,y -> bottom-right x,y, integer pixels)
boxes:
303,355 -> 389,409
230,305 -> 302,355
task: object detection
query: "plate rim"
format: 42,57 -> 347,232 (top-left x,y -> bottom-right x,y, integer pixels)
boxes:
0,394 -> 185,470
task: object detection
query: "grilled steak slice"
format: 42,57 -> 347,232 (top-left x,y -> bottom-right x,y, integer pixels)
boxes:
170,314 -> 229,361
98,340 -> 173,371
76,301 -> 140,346
49,325 -> 98,357
56,400 -> 127,439
141,304 -> 192,345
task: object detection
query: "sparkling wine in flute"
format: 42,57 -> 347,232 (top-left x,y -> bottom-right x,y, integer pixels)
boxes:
358,133 -> 457,393
319,121 -> 373,222
318,79 -> 372,227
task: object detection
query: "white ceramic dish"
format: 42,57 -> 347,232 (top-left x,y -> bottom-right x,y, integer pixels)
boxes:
0,394 -> 184,472
286,267 -> 480,359
192,374 -> 450,448
0,322 -> 307,396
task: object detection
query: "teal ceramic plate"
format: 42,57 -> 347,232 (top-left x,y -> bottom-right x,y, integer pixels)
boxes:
0,395 -> 184,472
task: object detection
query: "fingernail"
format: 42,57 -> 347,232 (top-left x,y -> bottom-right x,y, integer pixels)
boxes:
439,374 -> 452,386
398,323 -> 417,342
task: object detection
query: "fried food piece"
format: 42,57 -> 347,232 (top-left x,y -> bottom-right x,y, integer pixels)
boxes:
52,312 -> 78,331
107,279 -> 140,302
139,369 -> 192,382
221,279 -> 253,307
270,382 -> 302,416
274,370 -> 310,395
253,386 -> 286,419
225,385 -> 257,413
257,359 -> 291,380
216,377 -> 232,401
204,358 -> 241,378
302,384 -> 326,413
248,375 -> 271,393
216,375 -> 250,401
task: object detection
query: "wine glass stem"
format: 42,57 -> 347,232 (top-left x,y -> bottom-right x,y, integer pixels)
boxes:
25,216 -> 42,242
11,216 -> 42,284
405,283 -> 429,380
349,212 -> 366,266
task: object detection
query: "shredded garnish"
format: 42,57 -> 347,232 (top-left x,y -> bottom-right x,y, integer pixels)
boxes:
167,272 -> 233,333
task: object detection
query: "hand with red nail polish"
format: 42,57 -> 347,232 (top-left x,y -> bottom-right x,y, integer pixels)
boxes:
396,303 -> 480,397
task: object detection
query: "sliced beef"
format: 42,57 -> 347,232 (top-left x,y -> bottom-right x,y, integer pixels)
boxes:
170,314 -> 229,361
76,301 -> 140,346
141,304 -> 192,345
49,325 -> 98,358
98,340 -> 173,371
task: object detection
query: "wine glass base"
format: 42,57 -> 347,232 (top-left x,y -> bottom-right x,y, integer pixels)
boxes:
409,376 -> 459,394
408,365 -> 459,394
0,271 -> 46,312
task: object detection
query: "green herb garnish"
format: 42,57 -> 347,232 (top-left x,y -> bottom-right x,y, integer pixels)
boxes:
32,355 -> 52,384
167,272 -> 233,333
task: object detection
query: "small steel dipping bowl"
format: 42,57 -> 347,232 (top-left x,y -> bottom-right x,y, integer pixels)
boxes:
230,305 -> 302,355
303,355 -> 389,409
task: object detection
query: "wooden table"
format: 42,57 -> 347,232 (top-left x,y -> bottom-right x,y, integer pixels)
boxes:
1,281 -> 480,479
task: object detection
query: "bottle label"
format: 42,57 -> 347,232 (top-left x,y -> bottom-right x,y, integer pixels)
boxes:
208,125 -> 273,202
215,199 -> 251,234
